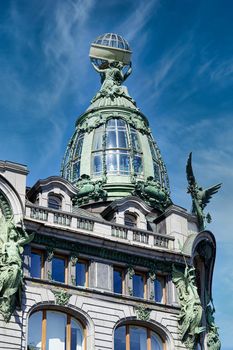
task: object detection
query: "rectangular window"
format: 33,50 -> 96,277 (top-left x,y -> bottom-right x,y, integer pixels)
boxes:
113,268 -> 124,294
52,256 -> 67,283
76,261 -> 88,287
133,272 -> 146,298
154,276 -> 166,303
31,249 -> 44,279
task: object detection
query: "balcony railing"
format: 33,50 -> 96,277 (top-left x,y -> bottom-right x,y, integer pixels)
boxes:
25,204 -> 174,250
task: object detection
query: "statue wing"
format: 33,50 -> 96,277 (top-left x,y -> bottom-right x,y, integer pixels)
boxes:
186,152 -> 196,187
202,183 -> 222,207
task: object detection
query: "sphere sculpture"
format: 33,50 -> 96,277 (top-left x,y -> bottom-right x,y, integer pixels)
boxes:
89,33 -> 132,68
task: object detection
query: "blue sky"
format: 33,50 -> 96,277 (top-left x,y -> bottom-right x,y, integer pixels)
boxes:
0,0 -> 233,348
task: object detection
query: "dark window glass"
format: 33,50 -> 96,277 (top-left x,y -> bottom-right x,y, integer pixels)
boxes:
133,273 -> 144,298
117,119 -> 126,127
114,325 -> 126,350
131,129 -> 141,152
153,162 -> 160,181
73,161 -> 80,180
76,262 -> 86,287
31,252 -> 42,278
124,213 -> 137,227
48,195 -> 61,210
114,269 -> 123,294
154,278 -> 164,303
74,136 -> 84,158
52,257 -> 65,283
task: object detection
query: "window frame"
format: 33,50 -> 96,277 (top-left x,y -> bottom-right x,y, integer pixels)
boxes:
132,271 -> 147,299
75,259 -> 89,288
115,324 -> 165,350
31,248 -> 45,279
51,254 -> 68,284
154,275 -> 167,304
113,266 -> 125,294
28,309 -> 86,350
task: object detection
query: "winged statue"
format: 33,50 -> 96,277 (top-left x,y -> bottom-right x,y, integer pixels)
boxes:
186,152 -> 221,231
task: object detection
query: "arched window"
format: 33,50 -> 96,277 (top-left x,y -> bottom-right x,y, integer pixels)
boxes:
114,324 -> 164,350
28,310 -> 85,350
48,194 -> 62,210
91,118 -> 143,177
124,212 -> 137,228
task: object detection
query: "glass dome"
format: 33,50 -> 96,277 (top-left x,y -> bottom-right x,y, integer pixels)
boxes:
93,33 -> 130,51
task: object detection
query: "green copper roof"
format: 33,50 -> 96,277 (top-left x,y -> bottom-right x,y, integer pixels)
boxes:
61,34 -> 171,211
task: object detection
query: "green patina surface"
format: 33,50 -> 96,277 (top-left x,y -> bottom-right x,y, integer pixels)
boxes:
0,215 -> 34,322
186,152 -> 221,231
33,232 -> 181,272
172,264 -> 205,349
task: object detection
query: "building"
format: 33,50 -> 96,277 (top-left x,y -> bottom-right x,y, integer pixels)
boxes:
0,33 -> 221,350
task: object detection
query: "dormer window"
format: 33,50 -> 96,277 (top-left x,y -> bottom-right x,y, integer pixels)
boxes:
48,194 -> 62,210
124,212 -> 137,228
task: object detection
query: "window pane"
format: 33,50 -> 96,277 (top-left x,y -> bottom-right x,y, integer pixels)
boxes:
93,127 -> 103,150
154,279 -> 163,303
130,326 -> 147,350
117,119 -> 126,128
119,153 -> 130,174
48,196 -> 61,210
46,311 -> 66,350
106,119 -> 116,127
28,311 -> 42,349
151,331 -> 163,350
118,131 -> 128,148
106,152 -> 117,172
76,262 -> 86,287
74,135 -> 84,158
114,326 -> 126,350
73,161 -> 80,180
133,274 -> 144,298
153,162 -> 160,181
71,318 -> 83,350
114,269 -> 122,294
133,156 -> 143,174
106,131 -> 117,148
92,154 -> 102,174
131,130 -> 141,152
52,257 -> 65,283
31,252 -> 42,278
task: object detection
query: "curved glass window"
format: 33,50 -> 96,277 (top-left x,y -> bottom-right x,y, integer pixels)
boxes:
72,132 -> 84,181
92,118 -> 143,177
149,139 -> 160,181
48,194 -> 62,210
28,310 -> 85,350
114,325 -> 164,350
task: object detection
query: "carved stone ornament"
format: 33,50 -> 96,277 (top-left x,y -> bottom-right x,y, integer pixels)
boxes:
52,289 -> 71,306
73,174 -> 107,206
134,304 -> 151,321
70,254 -> 79,266
46,246 -> 54,262
132,176 -> 172,211
186,152 -> 221,231
172,264 -> 205,350
127,265 -> 135,279
0,215 -> 34,322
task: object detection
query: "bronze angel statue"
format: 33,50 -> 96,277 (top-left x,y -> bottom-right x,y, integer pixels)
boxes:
0,215 -> 34,321
172,264 -> 205,349
186,152 -> 221,231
